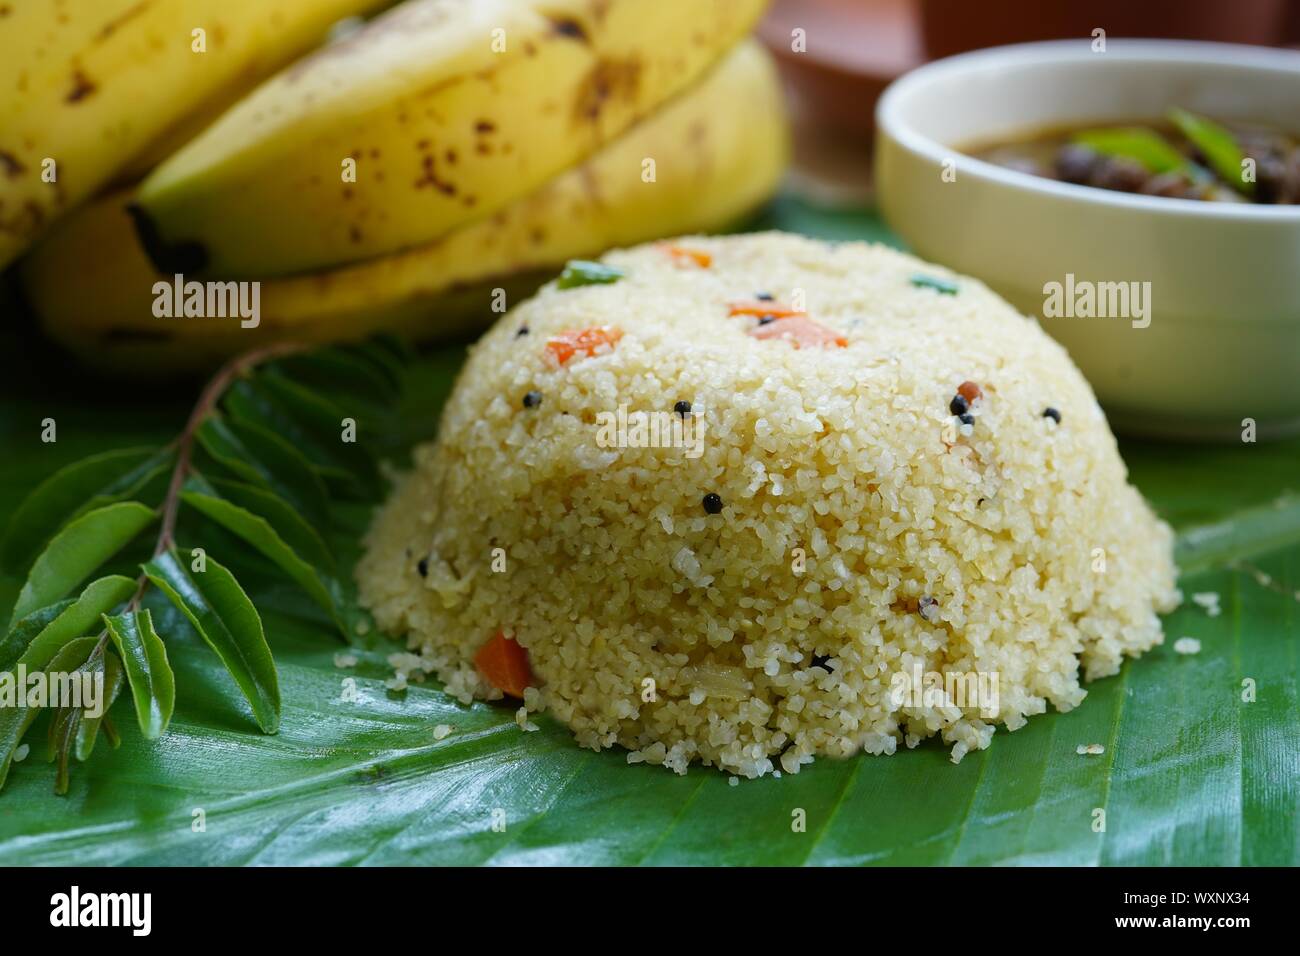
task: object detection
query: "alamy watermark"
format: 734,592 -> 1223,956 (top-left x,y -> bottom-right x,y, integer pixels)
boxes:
0,665 -> 104,718
50,886 -> 151,936
595,403 -> 706,459
889,663 -> 1000,718
1042,273 -> 1151,329
152,274 -> 260,328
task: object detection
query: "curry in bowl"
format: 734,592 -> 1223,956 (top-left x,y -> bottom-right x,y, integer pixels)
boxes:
970,109 -> 1299,204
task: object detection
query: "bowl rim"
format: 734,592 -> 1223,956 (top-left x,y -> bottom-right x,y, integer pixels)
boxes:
876,38 -> 1300,221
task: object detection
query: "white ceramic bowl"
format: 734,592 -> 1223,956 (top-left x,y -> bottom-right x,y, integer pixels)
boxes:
875,40 -> 1300,440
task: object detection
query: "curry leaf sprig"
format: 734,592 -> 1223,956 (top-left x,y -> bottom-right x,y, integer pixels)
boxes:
0,336 -> 411,794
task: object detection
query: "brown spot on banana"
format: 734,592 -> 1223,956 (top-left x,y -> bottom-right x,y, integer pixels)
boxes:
547,16 -> 588,43
573,58 -> 641,124
67,70 -> 97,103
414,153 -> 456,195
0,150 -> 25,178
95,0 -> 153,42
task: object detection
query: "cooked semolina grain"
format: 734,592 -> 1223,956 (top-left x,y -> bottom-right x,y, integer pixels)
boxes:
357,232 -> 1179,778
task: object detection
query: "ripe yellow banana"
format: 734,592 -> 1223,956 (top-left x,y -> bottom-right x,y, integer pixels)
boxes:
0,0 -> 391,271
24,40 -> 789,374
131,0 -> 771,279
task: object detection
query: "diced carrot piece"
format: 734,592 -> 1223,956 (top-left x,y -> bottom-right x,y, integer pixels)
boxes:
957,380 -> 983,403
545,325 -> 623,366
664,244 -> 712,268
474,631 -> 534,698
749,314 -> 848,349
727,301 -> 805,319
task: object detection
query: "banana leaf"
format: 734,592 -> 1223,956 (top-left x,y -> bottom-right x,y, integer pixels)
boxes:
0,197 -> 1294,866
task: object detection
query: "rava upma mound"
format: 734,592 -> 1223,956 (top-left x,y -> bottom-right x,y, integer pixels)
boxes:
357,232 -> 1178,778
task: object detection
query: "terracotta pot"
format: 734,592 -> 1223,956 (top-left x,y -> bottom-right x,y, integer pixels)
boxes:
1284,0 -> 1300,44
758,0 -> 924,141
919,0 -> 1288,58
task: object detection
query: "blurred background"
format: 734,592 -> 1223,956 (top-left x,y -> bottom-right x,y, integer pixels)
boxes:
4,0 -> 1297,402
759,0 -> 1300,201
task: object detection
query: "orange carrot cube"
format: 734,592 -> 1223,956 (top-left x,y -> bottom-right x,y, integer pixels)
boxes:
474,632 -> 534,698
664,245 -> 712,268
727,301 -> 804,319
749,315 -> 847,349
545,326 -> 624,366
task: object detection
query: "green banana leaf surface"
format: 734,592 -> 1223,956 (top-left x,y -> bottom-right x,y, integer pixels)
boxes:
0,196 -> 1295,866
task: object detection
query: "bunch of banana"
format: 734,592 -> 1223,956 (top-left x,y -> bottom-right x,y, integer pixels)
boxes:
14,0 -> 789,371
0,0 -> 392,270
